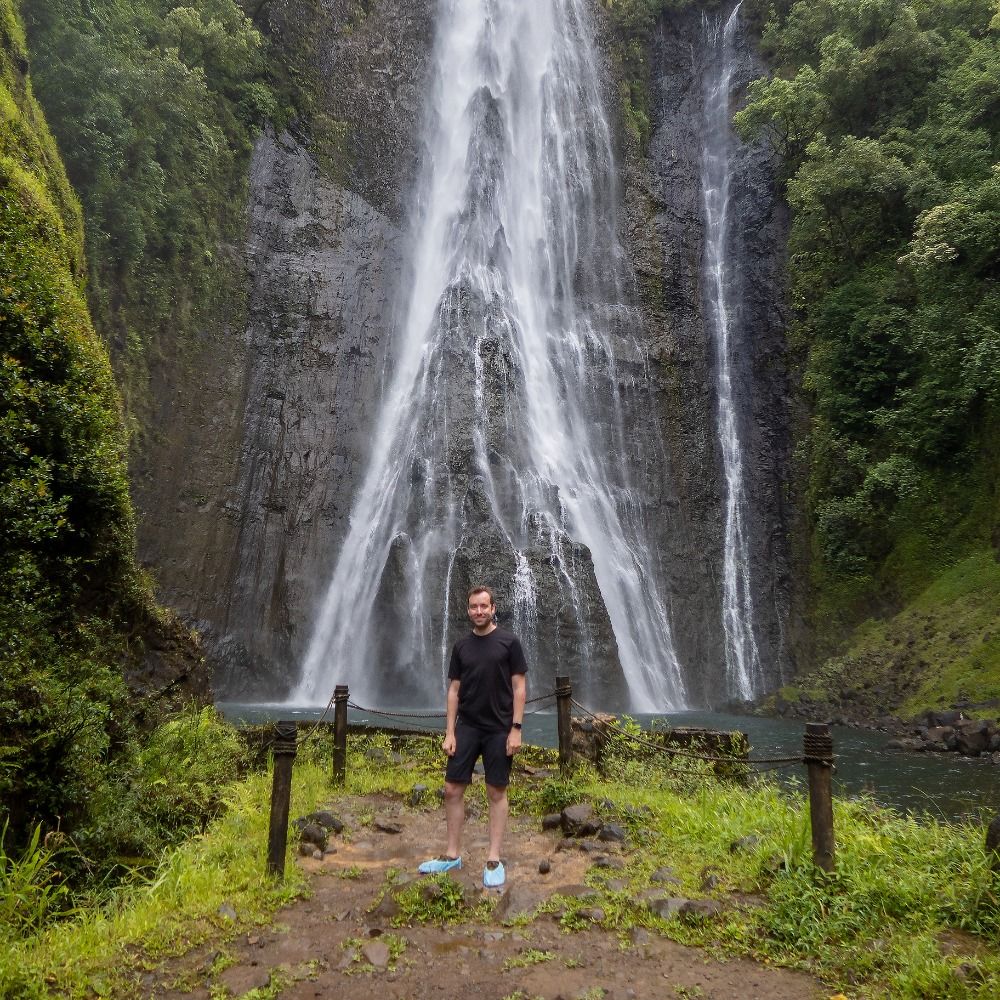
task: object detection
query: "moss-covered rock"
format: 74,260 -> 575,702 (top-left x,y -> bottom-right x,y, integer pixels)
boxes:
0,0 -> 205,850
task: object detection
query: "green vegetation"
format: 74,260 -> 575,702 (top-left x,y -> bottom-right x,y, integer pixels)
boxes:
3,733 -> 998,997
765,549 -> 1000,719
0,0 -> 163,859
0,745 -> 331,998
536,747 -> 1000,999
20,0 -> 280,431
733,0 -> 1000,654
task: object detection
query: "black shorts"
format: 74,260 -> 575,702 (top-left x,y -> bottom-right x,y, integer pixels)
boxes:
445,720 -> 513,788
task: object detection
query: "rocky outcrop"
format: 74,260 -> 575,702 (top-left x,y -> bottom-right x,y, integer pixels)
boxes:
887,710 -> 1000,764
133,0 -> 436,698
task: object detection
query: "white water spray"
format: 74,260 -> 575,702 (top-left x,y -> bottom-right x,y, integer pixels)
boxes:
291,0 -> 686,710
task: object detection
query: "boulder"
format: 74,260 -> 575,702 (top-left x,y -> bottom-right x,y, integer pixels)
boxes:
361,940 -> 390,967
926,709 -> 965,727
649,866 -> 679,885
560,803 -> 595,836
644,895 -> 687,919
729,835 -> 760,854
298,823 -> 328,850
598,823 -> 626,843
955,721 -> 990,756
494,883 -> 546,922
305,811 -> 344,834
591,855 -> 626,870
368,894 -> 402,920
680,899 -> 725,920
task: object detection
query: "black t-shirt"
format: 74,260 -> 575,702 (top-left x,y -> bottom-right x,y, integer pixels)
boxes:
448,627 -> 528,732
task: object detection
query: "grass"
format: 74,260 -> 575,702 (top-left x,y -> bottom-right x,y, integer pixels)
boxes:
502,948 -> 556,971
4,730 -> 999,998
0,755 -> 332,998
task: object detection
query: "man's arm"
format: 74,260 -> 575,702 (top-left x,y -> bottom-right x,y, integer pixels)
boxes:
443,678 -> 460,756
507,672 -> 526,755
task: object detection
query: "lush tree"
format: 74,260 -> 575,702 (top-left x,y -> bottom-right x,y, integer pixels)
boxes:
737,0 -> 1000,626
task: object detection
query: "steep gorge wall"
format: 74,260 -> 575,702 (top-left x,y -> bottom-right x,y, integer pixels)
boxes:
134,0 -> 435,698
622,4 -> 794,703
133,0 -> 793,706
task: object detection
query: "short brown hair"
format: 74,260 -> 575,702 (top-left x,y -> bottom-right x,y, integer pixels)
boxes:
467,585 -> 495,605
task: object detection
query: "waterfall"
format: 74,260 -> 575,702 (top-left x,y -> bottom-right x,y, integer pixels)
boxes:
290,0 -> 687,711
700,2 -> 763,701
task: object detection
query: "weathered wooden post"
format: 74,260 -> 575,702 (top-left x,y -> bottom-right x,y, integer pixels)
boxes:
266,721 -> 298,879
332,684 -> 349,786
803,722 -> 836,872
556,675 -> 573,775
985,814 -> 1000,872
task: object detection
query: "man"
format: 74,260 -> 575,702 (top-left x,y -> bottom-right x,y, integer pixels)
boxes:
418,585 -> 527,888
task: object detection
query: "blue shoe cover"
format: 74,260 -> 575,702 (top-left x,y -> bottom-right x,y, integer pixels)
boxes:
418,855 -> 462,874
483,860 -> 506,888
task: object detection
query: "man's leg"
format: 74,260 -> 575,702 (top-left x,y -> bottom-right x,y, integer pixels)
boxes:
444,780 -> 467,858
419,722 -> 479,871
485,783 -> 508,862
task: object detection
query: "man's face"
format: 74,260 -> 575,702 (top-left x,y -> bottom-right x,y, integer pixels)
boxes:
467,593 -> 495,629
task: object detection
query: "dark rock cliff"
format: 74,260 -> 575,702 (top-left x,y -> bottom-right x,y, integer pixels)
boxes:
134,0 -> 793,707
134,0 -> 435,698
619,4 -> 794,704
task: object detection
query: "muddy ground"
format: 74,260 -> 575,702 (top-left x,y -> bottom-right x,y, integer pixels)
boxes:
147,787 -> 830,1000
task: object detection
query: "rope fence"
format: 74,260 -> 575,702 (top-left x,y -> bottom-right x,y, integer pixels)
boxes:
261,675 -> 837,878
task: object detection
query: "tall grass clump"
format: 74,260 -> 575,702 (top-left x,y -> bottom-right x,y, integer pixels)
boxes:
0,753 -> 331,998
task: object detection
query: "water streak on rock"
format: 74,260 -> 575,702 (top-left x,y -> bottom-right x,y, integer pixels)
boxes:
700,3 -> 764,701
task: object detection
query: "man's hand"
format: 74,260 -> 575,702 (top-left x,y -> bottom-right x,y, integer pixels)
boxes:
506,727 -> 522,756
443,733 -> 457,756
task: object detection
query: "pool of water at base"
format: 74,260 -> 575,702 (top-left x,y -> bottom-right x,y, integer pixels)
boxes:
218,702 -> 999,822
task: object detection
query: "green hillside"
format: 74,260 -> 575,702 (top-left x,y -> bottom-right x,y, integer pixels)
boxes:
0,0 -> 200,856
735,0 -> 1000,717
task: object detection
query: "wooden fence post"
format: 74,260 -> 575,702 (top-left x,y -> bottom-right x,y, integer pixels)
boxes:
332,684 -> 349,785
804,722 -> 836,872
266,720 -> 298,879
556,675 -> 573,776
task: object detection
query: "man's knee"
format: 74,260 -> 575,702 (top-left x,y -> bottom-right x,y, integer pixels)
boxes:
485,783 -> 508,804
444,781 -> 467,803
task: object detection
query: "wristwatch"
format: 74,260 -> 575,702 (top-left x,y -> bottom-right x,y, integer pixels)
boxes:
511,722 -> 522,730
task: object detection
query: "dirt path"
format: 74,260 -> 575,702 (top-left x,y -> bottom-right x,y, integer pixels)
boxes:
152,791 -> 829,1000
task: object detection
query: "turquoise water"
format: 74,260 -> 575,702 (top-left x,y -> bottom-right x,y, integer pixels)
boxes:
218,702 -> 999,821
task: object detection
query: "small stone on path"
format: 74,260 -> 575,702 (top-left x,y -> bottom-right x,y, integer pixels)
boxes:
374,817 -> 403,834
362,939 -> 390,967
494,883 -> 546,921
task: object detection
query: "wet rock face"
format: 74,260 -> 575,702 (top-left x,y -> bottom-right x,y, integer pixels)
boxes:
215,129 -> 407,698
137,1 -> 792,707
618,7 -> 794,704
134,0 -> 436,699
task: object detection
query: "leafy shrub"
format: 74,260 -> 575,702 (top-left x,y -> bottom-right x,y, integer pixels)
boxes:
0,823 -> 72,936
77,707 -> 250,865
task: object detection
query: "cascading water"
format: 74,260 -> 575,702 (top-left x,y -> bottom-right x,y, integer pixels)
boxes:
291,0 -> 687,711
700,2 -> 764,701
